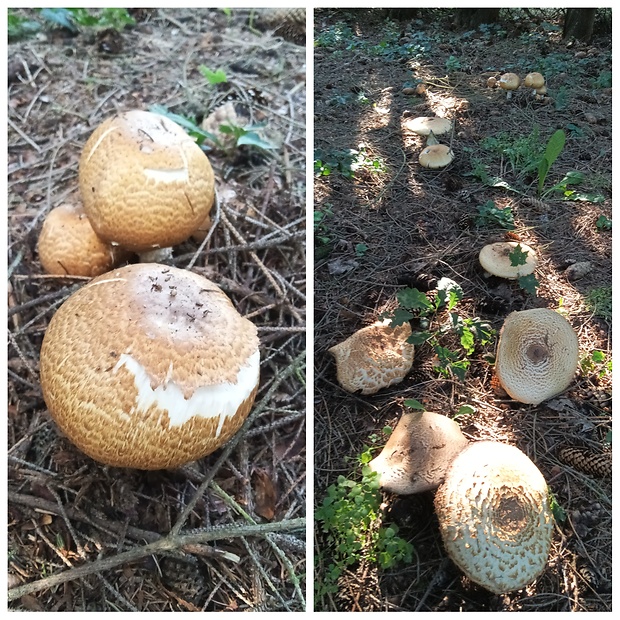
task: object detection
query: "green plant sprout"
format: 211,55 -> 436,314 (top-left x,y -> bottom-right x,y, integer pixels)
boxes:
584,287 -> 612,320
386,281 -> 495,381
315,441 -> 413,602
474,201 -> 516,230
537,129 -> 565,195
580,350 -> 612,378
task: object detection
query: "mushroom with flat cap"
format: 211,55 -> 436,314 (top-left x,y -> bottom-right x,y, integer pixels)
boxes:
434,441 -> 554,594
479,241 -> 538,279
79,110 -> 216,262
419,144 -> 454,169
38,203 -> 131,277
494,308 -> 579,405
369,411 -> 469,495
403,116 -> 452,145
499,72 -> 520,99
39,263 -> 260,469
328,319 -> 414,395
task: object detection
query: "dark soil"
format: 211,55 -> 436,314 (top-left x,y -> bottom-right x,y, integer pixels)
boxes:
314,8 -> 611,612
8,8 -> 306,612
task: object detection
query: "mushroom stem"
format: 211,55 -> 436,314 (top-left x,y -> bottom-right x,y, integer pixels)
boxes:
137,247 -> 174,263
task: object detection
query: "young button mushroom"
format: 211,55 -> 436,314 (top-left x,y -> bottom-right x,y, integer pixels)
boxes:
523,71 -> 545,95
328,319 -> 415,395
79,110 -> 216,262
39,263 -> 260,470
369,411 -> 469,495
434,441 -> 554,594
495,308 -> 579,405
499,72 -> 521,99
419,144 -> 454,169
38,203 -> 131,277
479,241 -> 538,279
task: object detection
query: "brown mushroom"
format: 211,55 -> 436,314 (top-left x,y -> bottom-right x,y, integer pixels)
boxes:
39,263 -> 260,469
523,72 -> 545,95
419,144 -> 454,169
499,72 -> 520,99
328,319 -> 414,395
38,203 -> 130,277
435,441 -> 554,594
369,411 -> 469,494
79,110 -> 216,261
494,308 -> 579,405
479,241 -> 538,279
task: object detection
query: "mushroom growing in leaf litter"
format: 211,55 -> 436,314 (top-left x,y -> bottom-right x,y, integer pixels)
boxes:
495,308 -> 579,405
419,144 -> 454,169
369,411 -> 469,495
434,441 -> 554,594
403,116 -> 452,143
328,319 -> 415,395
479,241 -> 538,279
499,72 -> 520,99
523,72 -> 545,95
79,109 -> 216,261
39,263 -> 260,470
38,203 -> 130,277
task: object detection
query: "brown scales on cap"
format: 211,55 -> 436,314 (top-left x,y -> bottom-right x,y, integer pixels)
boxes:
39,263 -> 260,470
435,441 -> 554,594
79,110 -> 215,253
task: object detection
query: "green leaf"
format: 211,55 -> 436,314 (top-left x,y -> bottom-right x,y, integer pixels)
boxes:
396,288 -> 432,311
459,328 -> 475,356
544,129 -> 566,166
389,307 -> 414,327
596,215 -> 612,230
518,273 -> 539,295
508,244 -> 529,267
236,131 -> 275,150
454,404 -> 476,418
355,243 -> 369,257
148,104 -> 218,146
40,7 -> 79,32
199,65 -> 228,84
407,331 -> 433,345
403,398 -> 425,411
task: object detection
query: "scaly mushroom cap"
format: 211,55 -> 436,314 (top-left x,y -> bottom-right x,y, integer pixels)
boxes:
419,144 -> 454,169
39,263 -> 260,469
479,241 -> 538,279
523,72 -> 545,90
435,441 -> 554,594
495,308 -> 579,405
369,411 -> 469,494
328,319 -> 414,395
403,116 -> 452,137
499,72 -> 521,91
38,203 -> 130,277
79,110 -> 216,253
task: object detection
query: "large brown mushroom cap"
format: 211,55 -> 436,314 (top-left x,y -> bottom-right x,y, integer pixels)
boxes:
38,203 -> 130,277
403,116 -> 452,137
79,110 -> 215,253
369,411 -> 469,494
419,144 -> 454,169
328,319 -> 414,395
523,72 -> 545,90
495,308 -> 579,405
435,441 -> 554,594
39,263 -> 260,469
499,72 -> 521,95
479,241 -> 538,279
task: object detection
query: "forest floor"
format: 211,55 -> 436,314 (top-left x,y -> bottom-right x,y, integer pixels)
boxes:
314,8 -> 611,612
8,8 -> 306,612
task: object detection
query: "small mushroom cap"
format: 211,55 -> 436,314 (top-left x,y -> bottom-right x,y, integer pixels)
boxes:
79,110 -> 216,253
523,72 -> 545,89
499,72 -> 521,90
328,319 -> 414,395
495,308 -> 579,405
39,263 -> 260,469
403,116 -> 452,136
435,441 -> 554,594
419,144 -> 454,169
369,411 -> 469,494
38,203 -> 130,277
479,241 -> 538,279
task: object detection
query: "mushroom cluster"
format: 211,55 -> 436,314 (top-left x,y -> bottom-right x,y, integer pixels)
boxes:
37,109 -> 216,274
403,115 -> 454,169
496,71 -> 546,100
39,263 -> 260,469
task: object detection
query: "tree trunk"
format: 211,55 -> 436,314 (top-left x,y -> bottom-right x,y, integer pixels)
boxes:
562,8 -> 597,43
455,8 -> 501,28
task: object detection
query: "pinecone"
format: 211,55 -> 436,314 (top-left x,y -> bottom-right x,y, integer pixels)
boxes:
256,8 -> 306,44
557,446 -> 611,478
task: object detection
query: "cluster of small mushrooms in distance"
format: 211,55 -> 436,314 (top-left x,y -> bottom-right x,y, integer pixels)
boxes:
403,115 -> 454,169
328,240 -> 581,592
38,109 -> 261,470
489,71 -> 547,100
